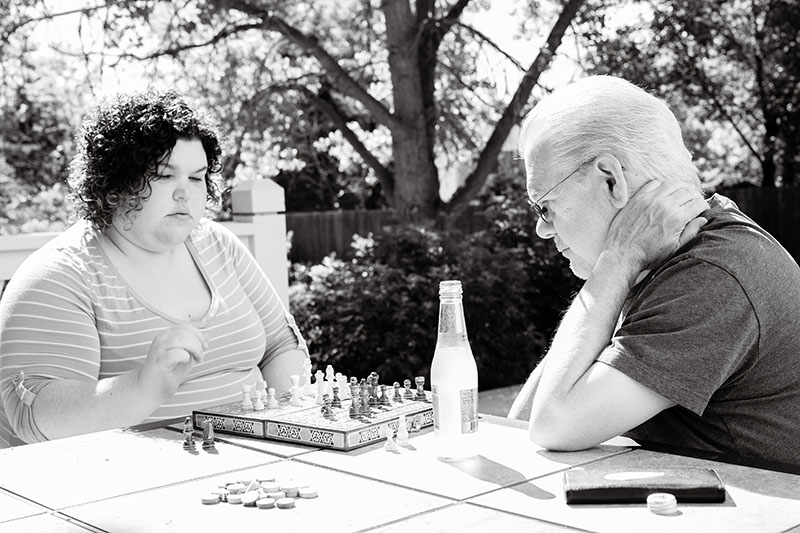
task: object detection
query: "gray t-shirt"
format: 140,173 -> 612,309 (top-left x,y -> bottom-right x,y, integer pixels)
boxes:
599,194 -> 800,466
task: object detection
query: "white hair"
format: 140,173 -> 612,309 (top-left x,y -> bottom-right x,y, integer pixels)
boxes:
520,76 -> 701,191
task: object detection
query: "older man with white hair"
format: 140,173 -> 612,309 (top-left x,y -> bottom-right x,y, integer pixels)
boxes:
509,76 -> 800,467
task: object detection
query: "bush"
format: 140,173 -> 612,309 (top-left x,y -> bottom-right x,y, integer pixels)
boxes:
289,170 -> 580,390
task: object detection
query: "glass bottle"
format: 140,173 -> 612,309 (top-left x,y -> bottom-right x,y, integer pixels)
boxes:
431,280 -> 479,460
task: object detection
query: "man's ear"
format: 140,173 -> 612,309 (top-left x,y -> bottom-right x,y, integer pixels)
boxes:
594,153 -> 628,208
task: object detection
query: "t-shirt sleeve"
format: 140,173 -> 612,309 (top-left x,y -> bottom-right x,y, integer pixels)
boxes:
598,256 -> 759,416
0,249 -> 101,443
209,222 -> 306,368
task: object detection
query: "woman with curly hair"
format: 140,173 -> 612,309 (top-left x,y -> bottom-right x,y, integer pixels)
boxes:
0,90 -> 309,447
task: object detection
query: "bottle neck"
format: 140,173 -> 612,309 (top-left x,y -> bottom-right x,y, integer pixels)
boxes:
436,296 -> 468,346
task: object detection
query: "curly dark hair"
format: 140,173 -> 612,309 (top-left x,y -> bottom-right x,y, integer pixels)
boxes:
68,89 -> 223,230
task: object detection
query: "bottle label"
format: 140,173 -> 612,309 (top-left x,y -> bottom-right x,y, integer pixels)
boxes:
432,385 -> 478,433
460,388 -> 479,434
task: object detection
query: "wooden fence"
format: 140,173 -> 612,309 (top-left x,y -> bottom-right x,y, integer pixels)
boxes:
286,207 -> 487,262
286,188 -> 800,264
720,187 -> 800,261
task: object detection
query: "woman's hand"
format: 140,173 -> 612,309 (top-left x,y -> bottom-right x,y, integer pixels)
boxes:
137,323 -> 207,402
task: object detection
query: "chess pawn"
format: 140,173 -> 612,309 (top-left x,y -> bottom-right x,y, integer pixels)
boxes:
267,387 -> 279,409
380,384 -> 391,406
253,389 -> 265,411
182,416 -> 195,449
331,386 -> 342,408
241,385 -> 254,410
403,379 -> 414,399
393,382 -> 403,402
384,431 -> 398,452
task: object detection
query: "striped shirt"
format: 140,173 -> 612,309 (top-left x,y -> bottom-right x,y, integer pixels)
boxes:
0,219 -> 303,448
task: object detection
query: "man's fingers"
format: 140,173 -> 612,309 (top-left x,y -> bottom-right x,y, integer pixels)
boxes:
679,217 -> 708,247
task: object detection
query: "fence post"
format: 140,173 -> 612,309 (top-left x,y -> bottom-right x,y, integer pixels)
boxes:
230,179 -> 289,308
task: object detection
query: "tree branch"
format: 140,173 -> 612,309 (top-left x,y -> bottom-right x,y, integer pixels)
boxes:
212,0 -> 403,132
298,87 -> 395,199
444,0 -> 587,221
454,21 -> 525,71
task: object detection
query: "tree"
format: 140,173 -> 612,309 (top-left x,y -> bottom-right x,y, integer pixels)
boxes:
582,0 -> 800,188
4,0 -> 588,223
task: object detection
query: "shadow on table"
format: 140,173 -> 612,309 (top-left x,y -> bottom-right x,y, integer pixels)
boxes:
442,454 -> 557,500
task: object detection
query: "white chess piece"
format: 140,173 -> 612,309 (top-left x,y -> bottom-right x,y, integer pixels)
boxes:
396,414 -> 410,445
384,431 -> 398,452
315,370 -> 325,405
289,385 -> 303,407
241,384 -> 253,410
267,387 -> 279,409
303,359 -> 314,395
336,374 -> 349,399
253,389 -> 265,411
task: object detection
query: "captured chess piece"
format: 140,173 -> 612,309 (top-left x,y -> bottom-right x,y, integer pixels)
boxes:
384,430 -> 399,452
414,376 -> 427,401
201,419 -> 216,450
182,416 -> 195,450
397,414 -> 410,445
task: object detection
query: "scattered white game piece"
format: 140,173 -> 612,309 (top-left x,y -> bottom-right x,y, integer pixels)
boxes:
396,414 -> 410,445
647,493 -> 678,515
270,490 -> 286,500
227,493 -> 243,505
276,497 -> 296,509
267,387 -> 279,409
384,431 -> 399,452
256,497 -> 276,509
200,493 -> 220,505
257,475 -> 277,483
261,481 -> 280,493
241,491 -> 260,507
227,483 -> 246,495
298,486 -> 318,499
245,480 -> 260,493
279,481 -> 299,498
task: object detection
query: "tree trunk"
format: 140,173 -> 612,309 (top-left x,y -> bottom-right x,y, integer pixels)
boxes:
382,0 -> 440,221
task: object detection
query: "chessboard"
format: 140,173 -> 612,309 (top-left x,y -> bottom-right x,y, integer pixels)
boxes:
193,388 -> 434,451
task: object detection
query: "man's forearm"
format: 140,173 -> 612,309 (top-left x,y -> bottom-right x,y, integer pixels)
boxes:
529,251 -> 639,434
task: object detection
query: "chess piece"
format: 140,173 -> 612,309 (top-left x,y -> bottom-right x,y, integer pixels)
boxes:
393,382 -> 403,403
302,358 -> 314,395
336,373 -> 349,399
325,365 -> 335,388
253,389 -> 265,411
315,370 -> 325,405
202,419 -> 215,450
414,376 -> 427,401
289,383 -> 303,407
380,384 -> 391,406
396,414 -> 410,445
267,387 -> 279,408
403,379 -> 414,399
331,386 -> 342,408
384,431 -> 398,452
182,416 -> 195,449
241,384 -> 253,410
349,384 -> 361,418
320,394 -> 335,420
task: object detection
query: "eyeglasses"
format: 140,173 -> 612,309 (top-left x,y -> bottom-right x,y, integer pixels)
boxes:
529,157 -> 596,224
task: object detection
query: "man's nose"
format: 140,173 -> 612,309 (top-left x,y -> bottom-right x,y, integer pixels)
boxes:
535,216 -> 555,239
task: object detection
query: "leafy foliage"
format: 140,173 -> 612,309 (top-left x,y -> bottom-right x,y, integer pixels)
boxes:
289,157 -> 579,389
582,0 -> 800,188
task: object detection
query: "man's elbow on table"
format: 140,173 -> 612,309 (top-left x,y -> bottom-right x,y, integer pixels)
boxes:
527,404 -> 603,451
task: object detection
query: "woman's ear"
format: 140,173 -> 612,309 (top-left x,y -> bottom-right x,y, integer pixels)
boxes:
594,153 -> 628,208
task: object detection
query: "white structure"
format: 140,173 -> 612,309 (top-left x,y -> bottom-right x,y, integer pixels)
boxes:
0,179 -> 290,307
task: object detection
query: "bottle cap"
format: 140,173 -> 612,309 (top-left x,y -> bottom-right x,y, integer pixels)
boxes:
646,492 -> 678,515
439,280 -> 462,296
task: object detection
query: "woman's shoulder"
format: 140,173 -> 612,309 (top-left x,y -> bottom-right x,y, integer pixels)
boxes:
21,221 -> 102,275
190,218 -> 244,252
